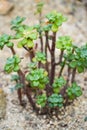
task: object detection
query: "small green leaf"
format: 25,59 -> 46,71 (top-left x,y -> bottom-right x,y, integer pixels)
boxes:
29,32 -> 37,40
36,94 -> 47,108
46,11 -> 67,29
11,16 -> 26,25
13,65 -> 20,72
17,38 -> 27,48
69,61 -> 77,68
56,36 -> 72,51
52,24 -> 58,32
53,88 -> 60,93
43,24 -> 52,31
53,76 -> 66,93
7,42 -> 14,47
0,42 -> 5,49
48,94 -> 63,108
15,33 -> 23,39
33,81 -> 39,87
4,55 -> 21,73
15,83 -> 23,90
28,62 -> 37,69
26,74 -> 32,81
4,65 -> 10,71
17,41 -> 23,48
15,56 -> 21,64
77,66 -> 84,73
11,74 -> 20,81
26,68 -> 49,89
34,52 -> 46,64
67,82 -> 82,100
27,40 -> 34,48
39,84 -> 45,89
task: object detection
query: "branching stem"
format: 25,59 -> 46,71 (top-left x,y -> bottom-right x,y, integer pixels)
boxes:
10,47 -> 36,109
55,50 -> 64,66
71,68 -> 76,83
45,31 -> 49,74
50,32 -> 56,85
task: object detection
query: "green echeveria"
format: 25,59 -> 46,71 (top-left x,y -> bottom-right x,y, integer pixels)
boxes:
53,76 -> 66,93
67,82 -> 82,100
36,94 -> 47,107
4,55 -> 21,73
46,11 -> 67,32
56,36 -> 72,51
33,52 -> 46,64
48,94 -> 63,108
26,68 -> 49,89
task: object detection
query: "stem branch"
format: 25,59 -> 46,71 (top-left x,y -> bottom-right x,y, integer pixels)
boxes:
50,32 -> 56,85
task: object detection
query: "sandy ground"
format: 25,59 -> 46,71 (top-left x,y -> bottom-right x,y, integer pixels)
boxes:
0,0 -> 87,130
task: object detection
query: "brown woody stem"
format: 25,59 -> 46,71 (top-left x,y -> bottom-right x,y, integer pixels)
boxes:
45,31 -> 49,74
39,32 -> 43,52
55,50 -> 64,66
71,68 -> 76,83
58,62 -> 65,77
66,67 -> 71,85
10,47 -> 16,55
29,48 -> 35,61
23,46 -> 35,61
25,87 -> 37,110
50,32 -> 56,85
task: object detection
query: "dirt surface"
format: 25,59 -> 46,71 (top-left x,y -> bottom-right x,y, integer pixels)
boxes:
0,0 -> 87,130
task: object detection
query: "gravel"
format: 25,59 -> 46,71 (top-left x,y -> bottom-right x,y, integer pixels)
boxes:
0,0 -> 87,130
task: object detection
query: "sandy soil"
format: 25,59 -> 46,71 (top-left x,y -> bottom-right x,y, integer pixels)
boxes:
0,0 -> 87,130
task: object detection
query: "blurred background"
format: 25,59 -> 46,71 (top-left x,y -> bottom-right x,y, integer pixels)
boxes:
0,0 -> 87,41
0,0 -> 87,70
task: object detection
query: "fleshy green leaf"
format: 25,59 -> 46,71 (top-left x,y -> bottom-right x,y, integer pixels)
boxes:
36,94 -> 47,107
4,55 -> 21,73
27,40 -> 34,48
26,68 -> 49,89
67,82 -> 82,100
7,42 -> 14,47
52,24 -> 58,32
69,61 -> 77,68
56,36 -> 72,51
13,65 -> 20,72
48,94 -> 63,108
11,74 -> 20,81
53,76 -> 66,93
77,66 -> 84,73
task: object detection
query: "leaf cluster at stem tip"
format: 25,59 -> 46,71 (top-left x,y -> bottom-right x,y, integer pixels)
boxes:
67,82 -> 82,100
53,76 -> 66,93
64,44 -> 87,73
26,68 -> 49,89
17,26 -> 38,48
46,11 -> 67,32
4,55 -> 21,73
56,36 -> 73,51
33,52 -> 46,64
48,94 -> 64,108
0,34 -> 14,49
36,94 -> 47,107
35,2 -> 44,14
